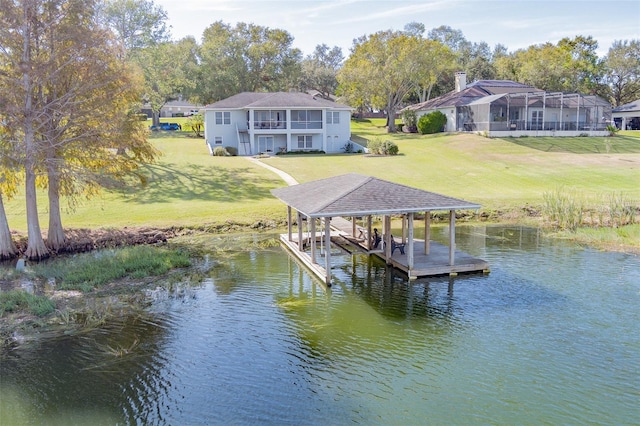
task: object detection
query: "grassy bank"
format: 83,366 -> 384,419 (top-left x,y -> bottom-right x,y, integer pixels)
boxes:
3,120 -> 639,250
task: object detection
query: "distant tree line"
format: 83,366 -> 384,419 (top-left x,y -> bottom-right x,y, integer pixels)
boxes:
1,0 -> 639,259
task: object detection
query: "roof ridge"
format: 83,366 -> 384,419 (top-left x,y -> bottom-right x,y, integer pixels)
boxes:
315,174 -> 372,212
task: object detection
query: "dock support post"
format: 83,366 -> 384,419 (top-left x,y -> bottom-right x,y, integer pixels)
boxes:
297,211 -> 304,251
351,217 -> 356,238
424,212 -> 431,255
449,210 -> 456,266
287,206 -> 293,242
310,217 -> 317,264
407,213 -> 414,270
384,215 -> 392,263
367,215 -> 373,249
324,217 -> 332,285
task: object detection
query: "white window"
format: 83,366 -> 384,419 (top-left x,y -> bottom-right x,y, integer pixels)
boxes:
327,111 -> 340,124
215,111 -> 231,125
297,135 -> 312,149
214,136 -> 223,145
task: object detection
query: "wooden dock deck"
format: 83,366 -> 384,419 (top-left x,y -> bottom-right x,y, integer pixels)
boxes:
279,216 -> 489,285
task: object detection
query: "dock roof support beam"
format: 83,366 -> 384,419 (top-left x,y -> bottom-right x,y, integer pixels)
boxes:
297,211 -> 304,251
310,217 -> 317,264
324,217 -> 332,285
424,212 -> 431,255
449,210 -> 456,266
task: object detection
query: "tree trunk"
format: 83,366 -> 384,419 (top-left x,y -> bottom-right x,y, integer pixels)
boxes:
152,110 -> 161,127
0,193 -> 17,260
24,158 -> 49,260
21,0 -> 49,260
46,163 -> 65,251
387,106 -> 397,133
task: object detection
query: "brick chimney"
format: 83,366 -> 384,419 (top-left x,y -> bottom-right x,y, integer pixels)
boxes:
455,72 -> 467,92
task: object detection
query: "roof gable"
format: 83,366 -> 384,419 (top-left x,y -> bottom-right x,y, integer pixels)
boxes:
271,173 -> 480,217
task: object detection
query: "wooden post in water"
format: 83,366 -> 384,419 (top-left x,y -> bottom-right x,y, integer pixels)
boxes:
287,206 -> 293,241
324,217 -> 332,285
297,211 -> 304,251
449,210 -> 456,266
367,215 -> 373,249
310,217 -> 317,264
351,217 -> 356,238
407,213 -> 415,273
424,211 -> 431,255
384,215 -> 392,263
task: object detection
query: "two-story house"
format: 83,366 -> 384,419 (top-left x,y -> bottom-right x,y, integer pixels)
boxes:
203,92 -> 353,155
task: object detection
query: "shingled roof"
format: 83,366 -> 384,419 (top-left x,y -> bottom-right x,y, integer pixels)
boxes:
205,92 -> 352,109
403,80 -> 538,112
271,173 -> 480,218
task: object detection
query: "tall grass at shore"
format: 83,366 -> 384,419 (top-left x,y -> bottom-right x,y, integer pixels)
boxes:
30,245 -> 191,292
542,187 -> 637,230
0,290 -> 55,317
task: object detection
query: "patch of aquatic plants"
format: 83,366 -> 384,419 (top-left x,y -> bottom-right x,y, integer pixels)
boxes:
543,187 -> 637,231
0,290 -> 56,317
30,245 -> 192,292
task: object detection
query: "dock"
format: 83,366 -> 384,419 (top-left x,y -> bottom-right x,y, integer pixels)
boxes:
271,174 -> 490,286
279,216 -> 489,285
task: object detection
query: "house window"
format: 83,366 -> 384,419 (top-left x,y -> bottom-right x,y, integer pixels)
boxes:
327,111 -> 340,124
214,136 -> 223,145
215,111 -> 231,125
297,110 -> 309,122
297,135 -> 312,149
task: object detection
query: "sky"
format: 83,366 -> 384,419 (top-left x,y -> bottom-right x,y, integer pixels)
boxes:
156,0 -> 639,58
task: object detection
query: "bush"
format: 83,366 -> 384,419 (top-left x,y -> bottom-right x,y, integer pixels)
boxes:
368,138 -> 399,155
417,111 -> 447,134
606,125 -> 619,136
225,146 -> 238,156
213,146 -> 227,156
401,110 -> 417,132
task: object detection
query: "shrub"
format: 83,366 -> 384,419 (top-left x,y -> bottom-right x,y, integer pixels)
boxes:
401,110 -> 417,132
368,138 -> 399,155
417,111 -> 447,134
213,146 -> 227,156
225,146 -> 238,156
606,124 -> 619,136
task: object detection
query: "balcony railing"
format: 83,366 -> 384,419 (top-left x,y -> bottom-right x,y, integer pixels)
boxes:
291,120 -> 323,130
252,121 -> 286,130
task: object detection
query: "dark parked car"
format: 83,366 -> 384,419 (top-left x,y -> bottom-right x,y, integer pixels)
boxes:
150,123 -> 181,131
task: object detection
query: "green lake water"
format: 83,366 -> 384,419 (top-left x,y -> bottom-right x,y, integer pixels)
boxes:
1,225 -> 638,425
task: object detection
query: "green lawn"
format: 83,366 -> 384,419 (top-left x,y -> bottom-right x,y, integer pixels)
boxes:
4,120 -> 640,233
264,120 -> 640,210
4,135 -> 286,231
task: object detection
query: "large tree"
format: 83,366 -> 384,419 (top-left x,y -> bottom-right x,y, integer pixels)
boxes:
0,128 -> 20,259
604,39 -> 640,106
101,0 -> 170,51
338,30 -> 422,132
0,0 -> 158,258
298,44 -> 343,99
196,21 -> 302,103
0,0 -> 50,258
132,38 -> 198,126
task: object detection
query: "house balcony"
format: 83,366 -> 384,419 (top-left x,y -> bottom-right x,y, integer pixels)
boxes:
291,120 -> 323,130
252,120 -> 286,130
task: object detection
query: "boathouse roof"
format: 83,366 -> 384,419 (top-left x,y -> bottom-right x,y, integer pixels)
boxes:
270,173 -> 480,218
